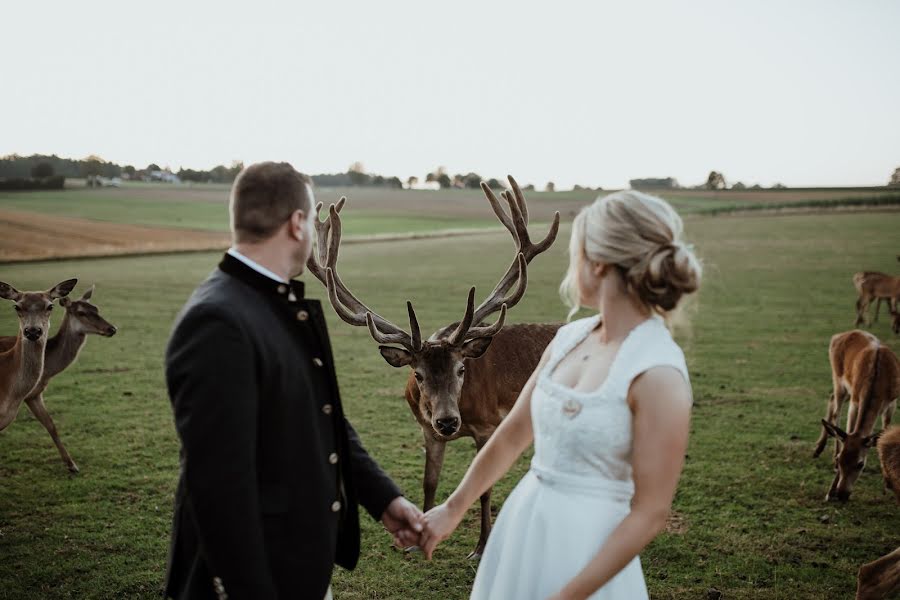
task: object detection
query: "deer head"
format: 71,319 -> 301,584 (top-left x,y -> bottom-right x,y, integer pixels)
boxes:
821,419 -> 881,502
0,279 -> 78,342
308,176 -> 560,439
58,285 -> 118,337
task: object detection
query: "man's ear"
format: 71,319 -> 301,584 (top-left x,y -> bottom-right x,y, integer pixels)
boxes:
290,209 -> 308,242
379,346 -> 413,368
0,281 -> 22,301
48,278 -> 78,299
461,337 -> 493,360
822,419 -> 847,440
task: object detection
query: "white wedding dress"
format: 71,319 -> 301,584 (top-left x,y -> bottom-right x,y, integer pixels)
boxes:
471,314 -> 691,600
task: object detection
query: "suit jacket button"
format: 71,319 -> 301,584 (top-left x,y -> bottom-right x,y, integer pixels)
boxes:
313,357 -> 324,367
297,310 -> 309,321
329,452 -> 339,464
277,284 -> 288,295
331,500 -> 342,512
322,404 -> 333,415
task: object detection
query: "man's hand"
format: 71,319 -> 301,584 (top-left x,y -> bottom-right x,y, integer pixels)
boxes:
381,496 -> 424,549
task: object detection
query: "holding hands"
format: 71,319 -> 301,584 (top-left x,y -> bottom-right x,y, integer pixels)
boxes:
382,497 -> 463,560
419,502 -> 464,560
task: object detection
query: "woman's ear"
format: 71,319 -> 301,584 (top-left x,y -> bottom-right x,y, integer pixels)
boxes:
591,261 -> 607,278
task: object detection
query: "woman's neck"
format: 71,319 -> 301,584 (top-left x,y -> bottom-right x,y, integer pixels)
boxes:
593,284 -> 652,343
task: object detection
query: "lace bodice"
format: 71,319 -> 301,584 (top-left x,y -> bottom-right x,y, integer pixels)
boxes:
530,314 -> 691,499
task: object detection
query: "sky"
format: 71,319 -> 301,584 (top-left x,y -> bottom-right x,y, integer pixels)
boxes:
2,0 -> 899,190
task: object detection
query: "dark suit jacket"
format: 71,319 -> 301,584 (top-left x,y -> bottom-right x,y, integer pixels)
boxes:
164,253 -> 402,600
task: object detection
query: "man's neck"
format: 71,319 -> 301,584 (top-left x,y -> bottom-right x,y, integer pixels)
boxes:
231,244 -> 293,282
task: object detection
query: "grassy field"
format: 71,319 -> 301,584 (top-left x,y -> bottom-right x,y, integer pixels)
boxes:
2,184 -> 898,235
1,210 -> 899,599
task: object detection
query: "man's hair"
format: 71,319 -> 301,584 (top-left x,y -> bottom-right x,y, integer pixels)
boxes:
229,162 -> 313,243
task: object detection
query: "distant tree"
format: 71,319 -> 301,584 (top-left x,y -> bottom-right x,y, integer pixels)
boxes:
81,156 -> 105,178
31,162 -> 54,178
630,177 -> 679,190
771,182 -> 787,189
705,171 -> 726,190
407,176 -> 418,188
523,183 -> 535,191
463,172 -> 482,189
750,183 -> 762,190
437,173 -> 452,189
545,181 -> 555,192
731,181 -> 746,190
349,161 -> 365,174
890,167 -> 900,187
486,178 -> 503,190
123,165 -> 136,178
388,176 -> 403,189
573,184 -> 584,191
147,163 -> 161,172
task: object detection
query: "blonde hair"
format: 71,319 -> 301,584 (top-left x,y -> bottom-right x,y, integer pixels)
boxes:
560,190 -> 702,322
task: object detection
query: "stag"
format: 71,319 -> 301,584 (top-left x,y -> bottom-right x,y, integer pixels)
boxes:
814,330 -> 898,501
856,426 -> 900,599
0,285 -> 117,472
307,177 -> 561,558
0,279 -> 78,431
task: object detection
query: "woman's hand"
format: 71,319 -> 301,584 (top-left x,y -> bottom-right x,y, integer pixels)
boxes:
420,502 -> 464,560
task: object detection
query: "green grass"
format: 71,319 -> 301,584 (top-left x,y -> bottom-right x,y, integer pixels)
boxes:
0,211 -> 899,599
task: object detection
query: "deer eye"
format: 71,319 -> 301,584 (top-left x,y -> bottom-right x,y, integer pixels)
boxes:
458,366 -> 466,377
47,305 -> 53,312
856,461 -> 865,470
14,305 -> 21,312
414,372 -> 424,383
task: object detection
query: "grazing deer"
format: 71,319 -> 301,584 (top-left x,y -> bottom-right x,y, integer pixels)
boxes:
0,285 -> 117,472
813,330 -> 898,501
855,426 -> 900,600
307,177 -> 561,558
853,271 -> 900,332
0,279 -> 78,432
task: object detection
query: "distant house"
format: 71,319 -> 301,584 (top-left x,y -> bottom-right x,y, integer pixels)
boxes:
145,170 -> 181,184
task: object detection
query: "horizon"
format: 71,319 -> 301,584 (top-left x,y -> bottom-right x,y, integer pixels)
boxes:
3,1 -> 899,189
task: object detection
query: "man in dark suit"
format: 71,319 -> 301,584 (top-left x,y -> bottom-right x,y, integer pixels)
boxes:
164,162 -> 423,600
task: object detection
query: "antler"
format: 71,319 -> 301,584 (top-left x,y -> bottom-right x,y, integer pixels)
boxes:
449,176 -> 560,343
308,199 -> 423,352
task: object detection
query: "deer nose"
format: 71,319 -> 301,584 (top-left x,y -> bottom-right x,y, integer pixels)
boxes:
23,327 -> 43,341
105,325 -> 117,336
827,489 -> 850,503
435,417 -> 460,435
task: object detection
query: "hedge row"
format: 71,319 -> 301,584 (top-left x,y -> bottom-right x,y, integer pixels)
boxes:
0,176 -> 66,191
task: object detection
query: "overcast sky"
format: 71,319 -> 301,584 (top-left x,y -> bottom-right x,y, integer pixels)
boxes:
3,0 -> 898,189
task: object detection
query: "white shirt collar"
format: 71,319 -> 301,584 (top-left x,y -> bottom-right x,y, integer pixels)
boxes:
226,248 -> 289,284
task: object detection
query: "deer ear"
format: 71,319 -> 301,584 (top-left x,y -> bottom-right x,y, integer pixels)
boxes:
461,337 -> 493,360
822,419 -> 848,440
0,281 -> 22,301
864,430 -> 884,448
59,297 -> 71,307
379,346 -> 413,368
48,278 -> 78,299
81,285 -> 95,301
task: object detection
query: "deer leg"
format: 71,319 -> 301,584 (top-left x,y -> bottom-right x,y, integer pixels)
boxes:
873,298 -> 882,323
25,394 -> 79,473
815,390 -> 842,458
856,546 -> 900,600
422,431 -> 447,512
884,400 -> 895,429
855,296 -> 868,327
468,435 -> 493,561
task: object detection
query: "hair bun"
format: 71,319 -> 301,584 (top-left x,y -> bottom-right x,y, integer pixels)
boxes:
629,241 -> 701,311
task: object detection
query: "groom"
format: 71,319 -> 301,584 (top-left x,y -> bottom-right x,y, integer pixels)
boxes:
164,162 -> 423,600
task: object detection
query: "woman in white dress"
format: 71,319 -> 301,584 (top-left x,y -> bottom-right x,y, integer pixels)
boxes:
419,190 -> 702,599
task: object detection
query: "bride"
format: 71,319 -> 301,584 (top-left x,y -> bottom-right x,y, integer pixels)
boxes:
419,189 -> 702,599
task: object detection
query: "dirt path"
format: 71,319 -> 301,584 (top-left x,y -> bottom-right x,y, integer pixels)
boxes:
0,209 -> 231,262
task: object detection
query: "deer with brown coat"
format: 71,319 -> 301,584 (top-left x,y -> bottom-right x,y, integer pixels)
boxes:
855,426 -> 900,599
814,330 -> 898,502
307,177 -> 561,558
0,279 -> 78,431
853,271 -> 900,334
0,285 -> 117,472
